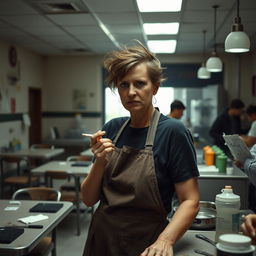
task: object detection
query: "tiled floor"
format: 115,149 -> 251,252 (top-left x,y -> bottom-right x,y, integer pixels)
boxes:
55,207 -> 91,256
52,178 -> 93,256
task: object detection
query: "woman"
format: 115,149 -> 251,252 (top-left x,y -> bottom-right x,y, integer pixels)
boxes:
81,42 -> 200,256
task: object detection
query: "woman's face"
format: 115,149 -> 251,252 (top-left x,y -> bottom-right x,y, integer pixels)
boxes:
117,63 -> 159,113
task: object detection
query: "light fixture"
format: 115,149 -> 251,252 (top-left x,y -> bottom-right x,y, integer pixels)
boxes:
143,23 -> 179,35
225,0 -> 250,53
206,5 -> 222,72
136,0 -> 182,12
197,30 -> 211,79
147,40 -> 177,53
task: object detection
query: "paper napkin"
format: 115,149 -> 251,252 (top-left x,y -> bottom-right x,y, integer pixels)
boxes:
18,214 -> 49,224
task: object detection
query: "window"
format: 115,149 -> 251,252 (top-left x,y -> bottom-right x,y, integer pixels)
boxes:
105,87 -> 174,122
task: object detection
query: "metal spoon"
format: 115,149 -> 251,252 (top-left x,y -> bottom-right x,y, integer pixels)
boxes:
194,249 -> 214,256
195,234 -> 216,247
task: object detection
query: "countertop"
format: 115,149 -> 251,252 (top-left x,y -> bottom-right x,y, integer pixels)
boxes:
174,230 -> 216,256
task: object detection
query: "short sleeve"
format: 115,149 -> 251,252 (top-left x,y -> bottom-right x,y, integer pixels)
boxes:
168,128 -> 199,183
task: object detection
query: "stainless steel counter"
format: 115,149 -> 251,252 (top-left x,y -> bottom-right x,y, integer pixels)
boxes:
198,165 -> 249,208
174,230 -> 215,256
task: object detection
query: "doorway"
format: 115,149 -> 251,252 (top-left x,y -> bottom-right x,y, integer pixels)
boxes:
28,88 -> 42,146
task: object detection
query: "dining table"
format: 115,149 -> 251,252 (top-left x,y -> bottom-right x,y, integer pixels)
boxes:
80,148 -> 93,157
31,160 -> 91,177
0,148 -> 64,160
0,200 -> 73,256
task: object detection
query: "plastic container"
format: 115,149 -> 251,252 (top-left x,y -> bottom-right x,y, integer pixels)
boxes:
215,186 -> 240,242
205,149 -> 215,166
216,234 -> 254,256
203,146 -> 211,162
216,154 -> 228,173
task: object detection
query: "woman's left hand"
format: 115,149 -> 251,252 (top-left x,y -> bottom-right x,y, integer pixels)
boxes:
140,239 -> 173,256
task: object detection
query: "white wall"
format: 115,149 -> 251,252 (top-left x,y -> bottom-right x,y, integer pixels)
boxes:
42,55 -> 103,138
0,41 -> 44,150
1,38 -> 255,151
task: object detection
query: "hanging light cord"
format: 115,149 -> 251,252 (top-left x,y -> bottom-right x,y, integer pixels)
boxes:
234,0 -> 242,28
203,30 -> 206,64
236,0 -> 240,19
213,5 -> 218,53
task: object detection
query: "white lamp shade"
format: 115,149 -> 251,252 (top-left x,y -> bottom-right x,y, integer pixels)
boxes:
197,66 -> 211,79
225,31 -> 250,53
206,56 -> 222,72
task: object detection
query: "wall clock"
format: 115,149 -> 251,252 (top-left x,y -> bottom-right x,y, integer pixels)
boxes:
9,46 -> 17,67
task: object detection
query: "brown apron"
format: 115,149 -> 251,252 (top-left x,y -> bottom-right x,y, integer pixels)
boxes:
83,110 -> 168,256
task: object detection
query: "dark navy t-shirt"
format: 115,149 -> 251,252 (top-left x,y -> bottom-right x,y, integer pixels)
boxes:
102,113 -> 199,213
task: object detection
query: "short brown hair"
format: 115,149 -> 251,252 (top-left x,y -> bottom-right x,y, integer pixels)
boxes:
103,41 -> 165,89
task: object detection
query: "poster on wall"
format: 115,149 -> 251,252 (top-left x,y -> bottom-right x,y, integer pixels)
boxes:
72,89 -> 87,110
0,88 -> 10,113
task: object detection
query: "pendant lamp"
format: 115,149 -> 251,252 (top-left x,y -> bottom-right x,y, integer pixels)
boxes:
225,0 -> 250,53
206,5 -> 222,73
197,30 -> 211,79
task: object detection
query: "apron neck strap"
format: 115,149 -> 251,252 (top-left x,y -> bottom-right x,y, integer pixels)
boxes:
113,109 -> 161,148
145,109 -> 160,148
113,118 -> 130,144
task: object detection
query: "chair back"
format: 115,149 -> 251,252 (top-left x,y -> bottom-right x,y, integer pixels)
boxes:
12,187 -> 61,201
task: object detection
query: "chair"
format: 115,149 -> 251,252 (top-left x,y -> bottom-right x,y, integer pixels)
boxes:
12,187 -> 61,256
44,170 -> 81,236
0,156 -> 38,198
61,155 -> 94,218
50,127 -> 60,140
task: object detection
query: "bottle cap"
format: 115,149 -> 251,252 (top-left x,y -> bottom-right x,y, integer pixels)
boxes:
217,154 -> 227,159
216,186 -> 240,202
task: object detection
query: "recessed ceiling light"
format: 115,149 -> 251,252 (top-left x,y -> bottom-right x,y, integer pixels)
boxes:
143,23 -> 179,35
147,40 -> 177,53
136,0 -> 182,12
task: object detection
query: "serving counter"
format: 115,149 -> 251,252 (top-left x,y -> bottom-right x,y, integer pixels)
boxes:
198,165 -> 249,208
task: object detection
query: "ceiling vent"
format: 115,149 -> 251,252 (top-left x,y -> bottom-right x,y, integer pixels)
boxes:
27,0 -> 90,14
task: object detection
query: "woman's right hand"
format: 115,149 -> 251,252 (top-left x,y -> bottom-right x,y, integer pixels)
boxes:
91,130 -> 114,162
241,214 -> 256,244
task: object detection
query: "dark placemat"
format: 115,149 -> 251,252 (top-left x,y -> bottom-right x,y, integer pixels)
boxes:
29,203 -> 63,213
71,161 -> 90,167
0,227 -> 24,244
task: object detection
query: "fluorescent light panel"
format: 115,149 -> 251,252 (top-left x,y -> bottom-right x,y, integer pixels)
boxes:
143,23 -> 179,35
147,40 -> 177,53
136,0 -> 182,12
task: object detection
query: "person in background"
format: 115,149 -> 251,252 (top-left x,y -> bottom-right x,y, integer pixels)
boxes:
241,214 -> 256,244
81,41 -> 200,256
209,98 -> 245,156
241,105 -> 256,147
235,143 -> 256,212
168,100 -> 186,120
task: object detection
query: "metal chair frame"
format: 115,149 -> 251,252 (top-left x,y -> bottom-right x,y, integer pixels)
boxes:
44,170 -> 81,236
12,187 -> 61,256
